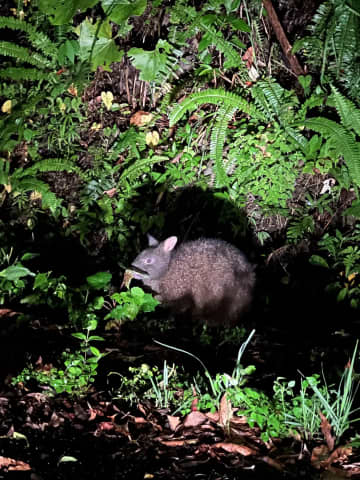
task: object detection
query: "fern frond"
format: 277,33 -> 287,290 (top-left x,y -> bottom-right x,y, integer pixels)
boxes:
284,127 -> 308,151
210,105 -> 237,186
287,216 -> 315,242
298,94 -> 325,119
330,86 -> 360,136
199,23 -> 241,69
0,16 -> 36,34
114,127 -> 146,160
169,88 -> 260,126
0,16 -> 57,59
118,156 -> 168,185
0,67 -> 50,81
24,158 -> 86,179
252,80 -> 296,121
311,1 -> 336,38
334,8 -> 356,78
28,30 -> 57,59
0,41 -> 51,68
304,117 -> 360,185
14,178 -> 61,213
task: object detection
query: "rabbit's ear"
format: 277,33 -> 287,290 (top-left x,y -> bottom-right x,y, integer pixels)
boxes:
147,234 -> 159,247
162,236 -> 178,252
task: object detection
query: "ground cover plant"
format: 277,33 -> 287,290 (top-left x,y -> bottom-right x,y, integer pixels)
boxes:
0,0 -> 360,478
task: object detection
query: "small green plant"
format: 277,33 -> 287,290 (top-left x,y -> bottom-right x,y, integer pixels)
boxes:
274,344 -> 360,445
274,376 -> 324,441
12,319 -> 106,397
0,249 -> 36,303
155,329 -> 257,407
310,227 -> 360,307
106,287 -> 159,324
230,386 -> 289,442
305,342 -> 360,442
111,362 -> 194,411
292,0 -> 360,99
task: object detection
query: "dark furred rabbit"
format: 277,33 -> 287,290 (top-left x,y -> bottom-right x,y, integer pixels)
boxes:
131,235 -> 255,326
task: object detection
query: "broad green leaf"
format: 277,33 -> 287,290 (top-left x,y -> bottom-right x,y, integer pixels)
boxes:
309,255 -> 329,268
102,0 -> 147,23
21,252 -> 38,261
337,288 -> 348,302
130,286 -> 145,300
343,201 -> 360,218
87,319 -> 98,330
38,0 -> 98,25
77,0 -> 98,8
90,346 -> 101,356
88,335 -> 105,341
224,0 -> 241,14
64,39 -> 76,64
12,432 -> 29,447
227,15 -> 250,32
33,273 -> 50,290
92,296 -> 105,310
72,332 -> 87,340
78,19 -> 124,71
86,271 -> 112,289
0,265 -> 35,281
128,40 -> 169,82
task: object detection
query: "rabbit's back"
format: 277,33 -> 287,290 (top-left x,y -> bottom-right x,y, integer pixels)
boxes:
158,238 -> 255,325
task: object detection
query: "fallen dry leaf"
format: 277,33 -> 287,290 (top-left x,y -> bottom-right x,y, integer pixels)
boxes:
132,416 -> 148,424
88,408 -> 98,421
212,442 -> 255,456
159,439 -> 198,447
205,411 -> 219,423
321,446 -> 353,469
230,415 -> 248,425
67,84 -> 78,96
311,444 -> 330,469
48,411 -> 63,428
183,411 -> 207,428
320,411 -> 335,452
190,386 -> 198,411
0,309 -> 18,317
104,188 -> 117,198
121,269 -> 135,289
260,455 -> 284,471
130,111 -> 153,127
219,393 -> 233,429
0,456 -> 31,471
97,421 -> 115,432
167,415 -> 181,431
242,46 -> 254,68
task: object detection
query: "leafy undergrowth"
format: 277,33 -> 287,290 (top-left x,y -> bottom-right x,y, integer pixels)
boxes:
0,298 -> 360,479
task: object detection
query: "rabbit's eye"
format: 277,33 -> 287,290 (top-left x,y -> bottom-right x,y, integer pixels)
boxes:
144,257 -> 153,265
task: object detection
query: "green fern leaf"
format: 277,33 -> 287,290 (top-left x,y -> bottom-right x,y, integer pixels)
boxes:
0,16 -> 36,34
0,17 -> 57,59
304,117 -> 360,186
14,178 -> 61,213
330,86 -> 360,136
169,88 -> 259,126
0,41 -> 51,69
210,105 -> 237,186
25,158 -> 84,177
0,67 -> 50,81
119,156 -> 168,185
199,23 -> 241,69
